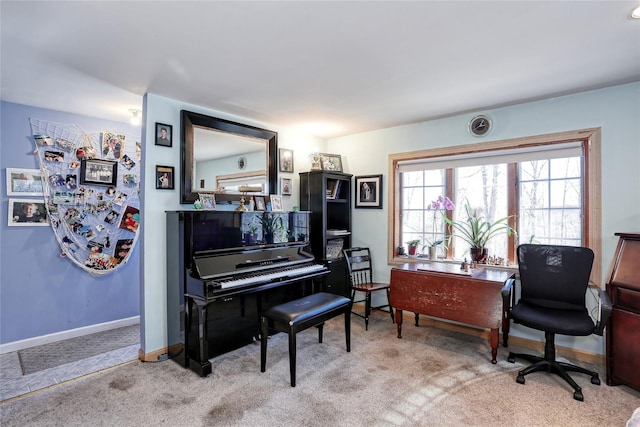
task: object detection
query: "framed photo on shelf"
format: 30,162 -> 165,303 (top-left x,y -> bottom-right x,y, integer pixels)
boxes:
281,177 -> 292,196
6,168 -> 44,196
279,148 -> 294,173
319,153 -> 343,172
7,198 -> 49,226
253,195 -> 267,211
155,122 -> 173,147
155,165 -> 175,190
80,158 -> 118,187
270,195 -> 284,211
355,174 -> 382,209
198,193 -> 217,210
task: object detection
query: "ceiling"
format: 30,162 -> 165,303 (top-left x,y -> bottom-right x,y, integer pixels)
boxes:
2,1 -> 639,138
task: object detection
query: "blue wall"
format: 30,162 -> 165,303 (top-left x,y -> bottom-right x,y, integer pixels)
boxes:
0,101 -> 141,345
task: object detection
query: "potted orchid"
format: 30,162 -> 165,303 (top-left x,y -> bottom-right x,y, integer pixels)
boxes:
423,196 -> 455,259
444,198 -> 515,262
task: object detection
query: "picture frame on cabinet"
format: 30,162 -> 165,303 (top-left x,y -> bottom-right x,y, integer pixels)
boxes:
198,193 -> 217,210
355,174 -> 382,209
270,195 -> 284,211
279,148 -> 294,173
6,168 -> 44,196
281,177 -> 292,196
319,153 -> 343,172
155,122 -> 173,147
253,195 -> 267,211
8,198 -> 49,226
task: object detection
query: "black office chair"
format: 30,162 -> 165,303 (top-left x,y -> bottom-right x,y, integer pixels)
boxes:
342,247 -> 394,330
503,244 -> 612,401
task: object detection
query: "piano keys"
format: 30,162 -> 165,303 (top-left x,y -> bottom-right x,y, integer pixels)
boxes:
166,210 -> 329,377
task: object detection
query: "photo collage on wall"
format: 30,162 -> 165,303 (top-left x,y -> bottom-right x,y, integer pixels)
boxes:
28,118 -> 141,275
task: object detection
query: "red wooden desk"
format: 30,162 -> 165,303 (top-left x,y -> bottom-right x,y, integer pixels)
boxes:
390,263 -> 515,363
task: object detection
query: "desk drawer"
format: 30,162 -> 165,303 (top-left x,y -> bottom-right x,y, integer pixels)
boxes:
614,287 -> 640,313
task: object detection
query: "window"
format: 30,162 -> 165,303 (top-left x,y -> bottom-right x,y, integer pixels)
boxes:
389,128 -> 602,280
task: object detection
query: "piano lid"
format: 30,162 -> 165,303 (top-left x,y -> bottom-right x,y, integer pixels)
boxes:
193,243 -> 316,281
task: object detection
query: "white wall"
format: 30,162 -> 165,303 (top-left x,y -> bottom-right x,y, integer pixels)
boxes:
327,82 -> 640,355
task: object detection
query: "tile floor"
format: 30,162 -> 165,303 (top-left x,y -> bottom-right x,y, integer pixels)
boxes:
0,344 -> 138,401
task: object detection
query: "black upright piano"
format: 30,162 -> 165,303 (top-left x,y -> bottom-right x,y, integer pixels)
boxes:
166,210 -> 329,377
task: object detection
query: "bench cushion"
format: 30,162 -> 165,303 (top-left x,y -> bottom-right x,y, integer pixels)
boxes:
263,292 -> 350,325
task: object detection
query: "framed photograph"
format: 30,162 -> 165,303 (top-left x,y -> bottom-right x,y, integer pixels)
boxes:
156,165 -> 175,190
155,123 -> 172,147
6,168 -> 44,196
253,195 -> 266,211
281,177 -> 292,196
355,174 -> 383,209
198,193 -> 217,210
80,158 -> 118,187
279,148 -> 294,173
8,198 -> 49,226
319,153 -> 343,172
270,195 -> 284,211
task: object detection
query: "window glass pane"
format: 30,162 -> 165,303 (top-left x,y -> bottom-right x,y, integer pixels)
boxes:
550,178 -> 581,208
403,170 -> 424,186
520,160 -> 548,181
424,169 -> 444,186
519,208 -> 550,244
550,209 -> 582,240
550,157 -> 580,179
402,187 -> 424,209
520,181 -> 549,208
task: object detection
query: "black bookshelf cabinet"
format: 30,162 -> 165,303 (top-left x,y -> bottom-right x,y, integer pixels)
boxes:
299,171 -> 353,297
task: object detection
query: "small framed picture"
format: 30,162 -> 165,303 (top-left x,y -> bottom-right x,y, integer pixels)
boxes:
80,158 -> 118,187
8,198 -> 49,226
253,195 -> 266,211
270,195 -> 284,211
281,177 -> 292,196
198,193 -> 217,210
319,153 -> 343,172
355,174 -> 383,209
6,168 -> 44,196
155,123 -> 173,147
279,148 -> 294,173
156,165 -> 175,190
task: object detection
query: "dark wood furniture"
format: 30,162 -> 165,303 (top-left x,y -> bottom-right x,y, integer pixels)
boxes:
390,262 -> 514,364
606,232 -> 640,392
343,247 -> 394,330
260,292 -> 352,387
165,210 -> 329,377
299,171 -> 353,297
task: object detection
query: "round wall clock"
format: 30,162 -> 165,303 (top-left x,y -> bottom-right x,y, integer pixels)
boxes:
469,115 -> 492,137
237,157 -> 247,170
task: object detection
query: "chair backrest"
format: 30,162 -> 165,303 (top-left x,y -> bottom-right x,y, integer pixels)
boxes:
342,247 -> 374,286
517,244 -> 594,310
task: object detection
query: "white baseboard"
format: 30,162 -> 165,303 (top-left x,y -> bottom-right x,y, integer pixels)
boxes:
0,316 -> 140,354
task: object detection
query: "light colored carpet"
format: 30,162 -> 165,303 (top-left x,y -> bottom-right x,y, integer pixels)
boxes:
1,314 -> 638,426
17,325 -> 140,375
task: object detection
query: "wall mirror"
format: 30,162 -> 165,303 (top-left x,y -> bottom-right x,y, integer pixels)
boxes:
180,110 -> 277,203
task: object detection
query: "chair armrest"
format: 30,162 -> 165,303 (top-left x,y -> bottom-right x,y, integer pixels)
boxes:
591,285 -> 613,336
501,277 -> 515,315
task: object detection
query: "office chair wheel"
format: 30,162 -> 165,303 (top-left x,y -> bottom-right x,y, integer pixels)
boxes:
507,353 -> 516,363
573,390 -> 584,401
591,375 -> 601,385
516,373 -> 525,384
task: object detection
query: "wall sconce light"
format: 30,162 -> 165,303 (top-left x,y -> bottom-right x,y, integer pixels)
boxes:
632,5 -> 640,19
129,109 -> 142,126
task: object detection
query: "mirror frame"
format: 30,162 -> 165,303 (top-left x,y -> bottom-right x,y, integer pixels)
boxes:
180,110 -> 278,204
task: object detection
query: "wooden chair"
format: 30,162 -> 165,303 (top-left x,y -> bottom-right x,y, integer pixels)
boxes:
342,247 -> 394,330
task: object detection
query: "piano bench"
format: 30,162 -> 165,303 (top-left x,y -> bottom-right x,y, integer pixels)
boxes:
260,292 -> 352,387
